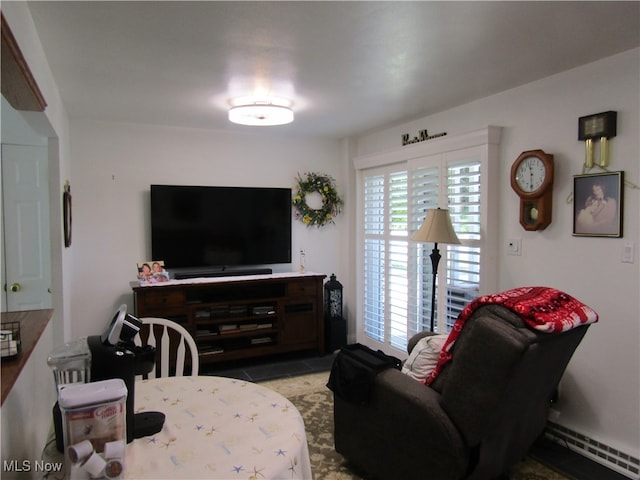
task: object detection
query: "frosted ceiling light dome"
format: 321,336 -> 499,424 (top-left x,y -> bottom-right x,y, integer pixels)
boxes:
228,101 -> 294,126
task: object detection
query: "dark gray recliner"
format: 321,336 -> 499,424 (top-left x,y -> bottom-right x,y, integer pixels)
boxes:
333,304 -> 590,480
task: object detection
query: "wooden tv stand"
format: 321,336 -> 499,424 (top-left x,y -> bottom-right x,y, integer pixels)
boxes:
131,272 -> 326,365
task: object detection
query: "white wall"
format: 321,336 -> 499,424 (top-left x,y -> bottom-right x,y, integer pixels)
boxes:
353,48 -> 640,462
69,121 -> 345,339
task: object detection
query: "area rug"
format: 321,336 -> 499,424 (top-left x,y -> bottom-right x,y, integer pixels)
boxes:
260,372 -> 570,480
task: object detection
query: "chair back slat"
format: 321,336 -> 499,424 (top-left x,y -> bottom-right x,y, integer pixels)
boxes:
159,325 -> 170,377
175,337 -> 186,376
136,317 -> 199,379
147,325 -> 158,379
133,334 -> 143,381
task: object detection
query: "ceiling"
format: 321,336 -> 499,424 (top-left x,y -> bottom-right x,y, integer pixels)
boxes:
26,1 -> 639,139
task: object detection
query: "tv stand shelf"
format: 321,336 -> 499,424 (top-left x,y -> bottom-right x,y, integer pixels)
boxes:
131,272 -> 326,365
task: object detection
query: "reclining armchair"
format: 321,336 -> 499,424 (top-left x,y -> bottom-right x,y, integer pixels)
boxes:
333,302 -> 591,480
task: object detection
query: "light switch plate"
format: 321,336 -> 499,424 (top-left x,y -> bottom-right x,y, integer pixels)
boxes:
507,238 -> 522,256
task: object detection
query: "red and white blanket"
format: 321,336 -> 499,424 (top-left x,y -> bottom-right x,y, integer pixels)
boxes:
424,286 -> 598,385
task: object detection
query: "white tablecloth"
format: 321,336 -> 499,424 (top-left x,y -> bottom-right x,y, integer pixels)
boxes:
126,376 -> 312,479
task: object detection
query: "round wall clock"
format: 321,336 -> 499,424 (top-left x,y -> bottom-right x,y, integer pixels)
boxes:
510,150 -> 554,231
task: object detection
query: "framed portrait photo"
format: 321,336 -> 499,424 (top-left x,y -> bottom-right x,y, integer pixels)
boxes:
573,171 -> 624,237
136,260 -> 170,284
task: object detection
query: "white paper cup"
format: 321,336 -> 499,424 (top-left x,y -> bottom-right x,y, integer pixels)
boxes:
68,440 -> 94,464
103,440 -> 125,459
80,451 -> 106,477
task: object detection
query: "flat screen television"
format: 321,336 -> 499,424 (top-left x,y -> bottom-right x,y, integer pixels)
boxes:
150,185 -> 292,273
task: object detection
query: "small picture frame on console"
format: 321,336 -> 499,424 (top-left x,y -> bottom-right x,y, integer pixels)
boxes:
573,171 -> 624,238
137,260 -> 170,284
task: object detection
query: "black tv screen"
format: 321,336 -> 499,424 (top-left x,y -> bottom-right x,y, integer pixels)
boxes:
151,185 -> 292,269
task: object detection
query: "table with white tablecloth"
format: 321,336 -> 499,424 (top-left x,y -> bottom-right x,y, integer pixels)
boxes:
126,375 -> 312,479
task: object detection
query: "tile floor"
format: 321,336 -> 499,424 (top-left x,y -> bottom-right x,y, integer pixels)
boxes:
200,350 -> 336,382
202,352 -> 629,480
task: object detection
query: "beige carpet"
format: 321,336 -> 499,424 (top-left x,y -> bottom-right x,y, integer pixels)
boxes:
260,372 -> 570,480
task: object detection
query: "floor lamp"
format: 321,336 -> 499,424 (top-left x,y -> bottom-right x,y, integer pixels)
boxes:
411,208 -> 460,332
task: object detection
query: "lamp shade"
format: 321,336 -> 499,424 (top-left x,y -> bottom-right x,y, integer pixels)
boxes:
411,208 -> 461,244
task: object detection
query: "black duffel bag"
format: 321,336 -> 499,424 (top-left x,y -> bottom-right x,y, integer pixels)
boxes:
327,343 -> 401,406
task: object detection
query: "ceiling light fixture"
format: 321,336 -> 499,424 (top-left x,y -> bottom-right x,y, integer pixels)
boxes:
228,101 -> 294,126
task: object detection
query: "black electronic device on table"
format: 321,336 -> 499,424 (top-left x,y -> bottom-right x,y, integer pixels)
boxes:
49,305 -> 165,452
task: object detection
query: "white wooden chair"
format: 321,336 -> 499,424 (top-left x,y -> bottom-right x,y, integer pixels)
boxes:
134,317 -> 199,378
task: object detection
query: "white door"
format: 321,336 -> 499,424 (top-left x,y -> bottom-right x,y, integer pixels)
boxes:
1,144 -> 52,311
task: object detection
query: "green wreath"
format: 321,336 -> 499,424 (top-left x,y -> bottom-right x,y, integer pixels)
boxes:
293,172 -> 343,227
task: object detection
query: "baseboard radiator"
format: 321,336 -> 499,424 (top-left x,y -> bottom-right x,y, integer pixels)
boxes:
545,422 -> 639,479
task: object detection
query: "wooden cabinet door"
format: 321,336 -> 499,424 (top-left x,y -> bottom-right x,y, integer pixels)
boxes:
280,301 -> 317,345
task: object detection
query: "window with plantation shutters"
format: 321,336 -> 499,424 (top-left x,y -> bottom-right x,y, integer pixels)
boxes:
356,127 -> 500,353
406,164 -> 440,344
445,159 -> 482,331
362,169 -> 411,347
363,173 -> 386,342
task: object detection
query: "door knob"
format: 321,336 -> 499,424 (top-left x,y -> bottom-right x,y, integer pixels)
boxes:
9,283 -> 21,293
